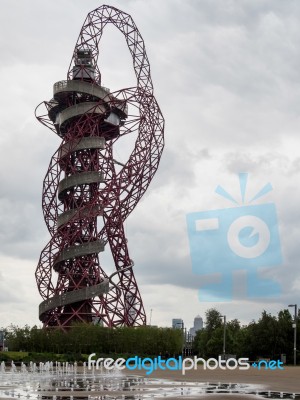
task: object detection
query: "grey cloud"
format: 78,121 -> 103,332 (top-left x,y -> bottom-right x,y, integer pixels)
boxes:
224,151 -> 290,174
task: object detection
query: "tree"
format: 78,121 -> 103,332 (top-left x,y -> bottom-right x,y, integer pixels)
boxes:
277,309 -> 293,359
205,308 -> 223,332
224,319 -> 241,356
193,309 -> 241,358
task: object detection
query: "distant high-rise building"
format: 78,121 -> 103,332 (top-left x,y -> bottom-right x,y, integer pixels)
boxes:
172,318 -> 183,329
194,315 -> 203,330
189,315 -> 203,338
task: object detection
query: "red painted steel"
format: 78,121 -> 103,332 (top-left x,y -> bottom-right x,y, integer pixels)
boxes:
35,5 -> 164,329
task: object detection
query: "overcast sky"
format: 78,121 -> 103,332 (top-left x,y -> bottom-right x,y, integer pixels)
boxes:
1,0 -> 300,331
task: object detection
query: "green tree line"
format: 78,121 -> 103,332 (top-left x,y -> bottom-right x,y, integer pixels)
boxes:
2,325 -> 182,358
193,308 -> 300,363
1,307 -> 298,364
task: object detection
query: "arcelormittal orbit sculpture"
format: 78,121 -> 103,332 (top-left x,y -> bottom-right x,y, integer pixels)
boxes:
35,4 -> 164,329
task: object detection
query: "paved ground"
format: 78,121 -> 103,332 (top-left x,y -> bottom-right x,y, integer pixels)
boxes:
133,365 -> 300,399
136,365 -> 300,392
1,365 -> 299,399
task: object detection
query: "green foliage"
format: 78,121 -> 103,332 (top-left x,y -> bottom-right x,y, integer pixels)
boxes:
193,309 -> 225,358
192,307 -> 297,363
3,324 -> 183,359
0,351 -> 28,362
2,307 -> 298,364
205,308 -> 223,332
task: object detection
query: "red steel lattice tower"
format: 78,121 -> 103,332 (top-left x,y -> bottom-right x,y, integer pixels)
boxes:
35,4 -> 164,329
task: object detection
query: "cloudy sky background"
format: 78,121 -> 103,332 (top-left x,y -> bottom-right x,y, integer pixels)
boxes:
1,0 -> 300,330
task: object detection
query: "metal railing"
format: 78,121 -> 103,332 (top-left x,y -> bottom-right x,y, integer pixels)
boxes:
39,279 -> 109,317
